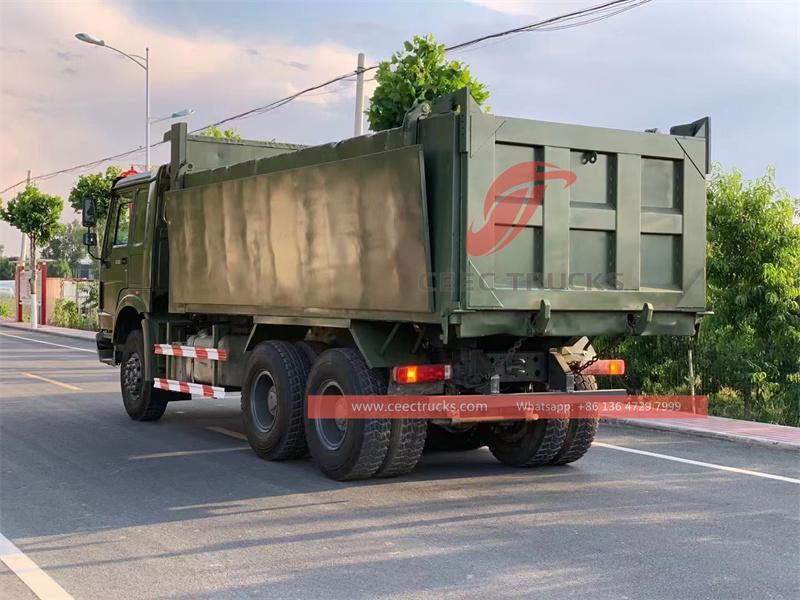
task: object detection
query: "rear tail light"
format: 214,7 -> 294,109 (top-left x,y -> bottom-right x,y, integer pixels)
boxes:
582,359 -> 625,376
392,364 -> 452,384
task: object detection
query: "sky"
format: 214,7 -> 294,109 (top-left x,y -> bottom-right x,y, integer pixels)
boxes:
1,0 -> 798,254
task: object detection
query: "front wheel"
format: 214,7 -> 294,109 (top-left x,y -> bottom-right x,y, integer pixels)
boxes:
120,329 -> 168,421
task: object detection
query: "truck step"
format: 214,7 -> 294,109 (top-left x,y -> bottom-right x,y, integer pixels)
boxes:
154,378 -> 227,399
154,344 -> 227,361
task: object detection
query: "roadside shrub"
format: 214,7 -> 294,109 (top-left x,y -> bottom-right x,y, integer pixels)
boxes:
708,387 -> 744,420
52,298 -> 81,329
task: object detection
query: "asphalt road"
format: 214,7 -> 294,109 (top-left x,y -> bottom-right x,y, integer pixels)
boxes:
1,328 -> 799,600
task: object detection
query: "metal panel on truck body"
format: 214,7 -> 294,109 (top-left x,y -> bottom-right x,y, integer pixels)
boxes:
165,145 -> 434,320
462,102 -> 707,316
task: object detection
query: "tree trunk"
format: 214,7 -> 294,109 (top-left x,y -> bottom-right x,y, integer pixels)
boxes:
743,389 -> 752,421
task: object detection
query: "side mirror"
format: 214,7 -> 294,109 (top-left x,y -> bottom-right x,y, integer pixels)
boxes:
83,231 -> 97,247
82,197 -> 97,227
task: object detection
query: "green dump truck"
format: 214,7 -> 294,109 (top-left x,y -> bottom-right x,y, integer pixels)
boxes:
83,89 -> 708,480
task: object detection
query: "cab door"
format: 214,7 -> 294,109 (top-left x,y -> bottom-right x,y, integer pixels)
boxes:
98,190 -> 135,330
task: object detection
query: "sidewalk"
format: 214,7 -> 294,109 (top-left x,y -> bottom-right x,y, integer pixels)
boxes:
0,319 -> 96,342
608,415 -> 800,451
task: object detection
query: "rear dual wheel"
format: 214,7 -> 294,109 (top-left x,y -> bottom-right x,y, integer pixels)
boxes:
240,341 -> 310,460
487,374 -> 600,467
550,374 -> 599,465
304,348 -> 426,480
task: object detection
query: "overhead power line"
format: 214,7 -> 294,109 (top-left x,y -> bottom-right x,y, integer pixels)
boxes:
1,0 -> 651,195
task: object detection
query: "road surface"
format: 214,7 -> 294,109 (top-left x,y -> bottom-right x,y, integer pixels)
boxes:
1,328 -> 798,599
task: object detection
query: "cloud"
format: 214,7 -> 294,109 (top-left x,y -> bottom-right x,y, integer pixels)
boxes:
53,50 -> 81,62
464,0 -> 572,17
280,59 -> 311,72
0,0 -> 362,248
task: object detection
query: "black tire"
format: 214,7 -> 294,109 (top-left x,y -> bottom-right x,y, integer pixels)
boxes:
488,418 -> 569,467
241,341 -> 310,460
549,374 -> 600,465
304,348 -> 391,481
295,341 -> 328,365
375,419 -> 427,478
120,329 -> 168,421
424,423 -> 488,452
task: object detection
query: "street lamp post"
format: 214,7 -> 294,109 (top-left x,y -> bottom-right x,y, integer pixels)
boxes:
75,33 -> 151,169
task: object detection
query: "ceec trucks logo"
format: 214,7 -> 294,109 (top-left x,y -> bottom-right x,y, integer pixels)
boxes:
466,161 -> 577,256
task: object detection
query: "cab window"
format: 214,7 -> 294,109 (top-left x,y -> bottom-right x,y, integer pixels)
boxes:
114,201 -> 132,246
131,188 -> 147,244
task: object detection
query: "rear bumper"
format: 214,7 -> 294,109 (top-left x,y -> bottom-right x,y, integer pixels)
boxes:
96,331 -> 114,365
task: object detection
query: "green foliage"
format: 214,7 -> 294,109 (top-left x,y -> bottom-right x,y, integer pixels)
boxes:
67,166 -> 122,224
0,300 -> 9,319
46,258 -> 72,278
0,185 -> 63,250
200,125 -> 242,140
703,166 -> 800,423
41,221 -> 88,278
368,34 -> 490,131
51,297 -> 96,330
52,298 -> 82,329
602,166 -> 800,426
0,246 -> 16,280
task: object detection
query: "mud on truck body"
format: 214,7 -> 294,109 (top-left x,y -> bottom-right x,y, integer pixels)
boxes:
83,89 -> 709,480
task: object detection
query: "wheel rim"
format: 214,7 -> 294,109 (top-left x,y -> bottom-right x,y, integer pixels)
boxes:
123,352 -> 143,402
315,380 -> 347,451
251,370 -> 278,433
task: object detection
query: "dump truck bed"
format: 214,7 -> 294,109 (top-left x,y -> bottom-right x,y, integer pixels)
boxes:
163,89 -> 707,338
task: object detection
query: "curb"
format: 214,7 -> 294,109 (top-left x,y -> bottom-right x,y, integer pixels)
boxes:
603,418 -> 800,452
0,322 -> 96,343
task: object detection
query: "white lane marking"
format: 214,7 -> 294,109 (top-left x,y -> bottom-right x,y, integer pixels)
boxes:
207,426 -> 248,441
20,372 -> 82,391
0,332 -> 95,353
594,442 -> 800,485
0,532 -> 74,600
131,446 -> 250,460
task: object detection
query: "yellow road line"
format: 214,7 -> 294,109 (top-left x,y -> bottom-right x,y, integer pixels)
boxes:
0,532 -> 74,600
20,372 -> 82,391
594,442 -> 800,485
207,426 -> 248,441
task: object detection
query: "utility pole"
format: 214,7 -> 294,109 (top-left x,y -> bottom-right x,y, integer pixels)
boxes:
18,171 -> 30,266
145,47 -> 151,169
28,171 -> 37,329
354,53 -> 365,136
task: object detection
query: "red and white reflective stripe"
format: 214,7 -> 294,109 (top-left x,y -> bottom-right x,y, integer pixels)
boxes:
153,344 -> 227,361
153,378 -> 226,399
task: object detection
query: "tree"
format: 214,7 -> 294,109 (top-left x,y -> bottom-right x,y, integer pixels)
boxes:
41,221 -> 88,278
200,125 -> 242,140
368,34 -> 490,131
603,166 -> 800,426
703,166 -> 800,423
67,166 -> 122,225
0,185 -> 63,313
0,245 -> 16,280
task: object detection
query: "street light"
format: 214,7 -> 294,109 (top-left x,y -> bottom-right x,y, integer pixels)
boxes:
75,32 -> 151,170
150,108 -> 195,124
